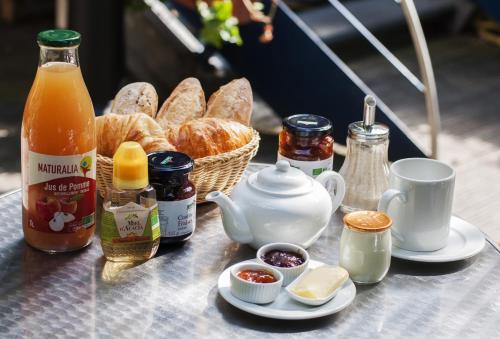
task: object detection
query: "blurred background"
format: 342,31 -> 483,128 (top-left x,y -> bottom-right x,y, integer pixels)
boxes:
1,0 -> 499,240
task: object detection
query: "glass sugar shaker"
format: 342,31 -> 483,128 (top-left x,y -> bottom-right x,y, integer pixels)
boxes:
339,95 -> 390,213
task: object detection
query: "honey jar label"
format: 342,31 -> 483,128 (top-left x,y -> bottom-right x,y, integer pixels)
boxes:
101,202 -> 160,245
22,149 -> 96,233
277,154 -> 333,178
157,195 -> 196,238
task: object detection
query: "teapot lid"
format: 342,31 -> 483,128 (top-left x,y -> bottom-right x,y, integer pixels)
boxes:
248,160 -> 313,195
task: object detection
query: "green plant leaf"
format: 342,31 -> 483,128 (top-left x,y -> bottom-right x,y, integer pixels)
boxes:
253,2 -> 264,11
213,0 -> 232,21
197,0 -> 243,49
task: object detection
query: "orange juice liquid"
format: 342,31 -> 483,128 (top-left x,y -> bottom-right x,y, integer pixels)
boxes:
22,62 -> 96,252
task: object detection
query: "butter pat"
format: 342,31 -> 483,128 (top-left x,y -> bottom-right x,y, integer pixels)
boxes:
290,265 -> 349,299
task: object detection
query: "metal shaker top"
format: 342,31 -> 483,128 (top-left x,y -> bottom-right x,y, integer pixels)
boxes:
348,95 -> 389,141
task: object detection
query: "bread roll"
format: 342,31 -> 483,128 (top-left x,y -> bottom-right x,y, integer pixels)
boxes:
166,118 -> 253,159
205,78 -> 253,126
111,82 -> 158,117
156,78 -> 206,129
97,113 -> 175,157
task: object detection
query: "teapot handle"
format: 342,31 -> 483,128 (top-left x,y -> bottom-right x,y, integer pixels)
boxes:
316,171 -> 346,213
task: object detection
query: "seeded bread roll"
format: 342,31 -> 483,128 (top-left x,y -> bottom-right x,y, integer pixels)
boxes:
156,78 -> 206,129
165,117 -> 253,159
205,78 -> 253,126
96,113 -> 175,157
111,82 -> 158,117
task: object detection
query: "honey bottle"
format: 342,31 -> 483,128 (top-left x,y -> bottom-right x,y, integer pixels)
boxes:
100,142 -> 160,261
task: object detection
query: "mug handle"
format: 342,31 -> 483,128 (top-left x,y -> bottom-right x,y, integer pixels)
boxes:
316,171 -> 346,213
377,189 -> 406,243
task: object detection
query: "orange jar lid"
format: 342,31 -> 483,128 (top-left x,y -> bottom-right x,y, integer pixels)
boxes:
343,211 -> 392,233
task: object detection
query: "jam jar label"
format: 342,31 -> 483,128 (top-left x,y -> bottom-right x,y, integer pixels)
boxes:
23,149 -> 96,233
101,202 -> 160,245
157,195 -> 196,238
277,153 -> 333,178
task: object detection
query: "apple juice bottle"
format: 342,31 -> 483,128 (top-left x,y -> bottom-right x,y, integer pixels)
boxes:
21,29 -> 96,253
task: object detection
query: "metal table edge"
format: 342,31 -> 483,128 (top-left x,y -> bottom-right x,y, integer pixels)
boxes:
0,188 -> 21,199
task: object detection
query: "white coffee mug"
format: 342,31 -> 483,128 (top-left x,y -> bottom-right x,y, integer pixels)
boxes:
377,158 -> 455,252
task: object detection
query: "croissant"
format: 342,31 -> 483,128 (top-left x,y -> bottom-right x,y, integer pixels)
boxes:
96,113 -> 175,157
166,118 -> 253,159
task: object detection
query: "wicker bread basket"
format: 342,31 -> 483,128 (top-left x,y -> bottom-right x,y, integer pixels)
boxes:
96,129 -> 260,204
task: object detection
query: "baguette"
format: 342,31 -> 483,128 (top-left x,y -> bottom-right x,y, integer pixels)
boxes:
111,82 -> 158,117
205,78 -> 253,126
156,77 -> 206,129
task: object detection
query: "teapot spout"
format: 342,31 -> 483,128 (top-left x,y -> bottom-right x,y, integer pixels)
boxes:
205,191 -> 253,244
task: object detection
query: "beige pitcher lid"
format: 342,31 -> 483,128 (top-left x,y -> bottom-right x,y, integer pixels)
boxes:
343,211 -> 392,232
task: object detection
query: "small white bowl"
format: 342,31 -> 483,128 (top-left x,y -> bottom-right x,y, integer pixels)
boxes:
285,268 -> 349,306
229,263 -> 283,304
256,243 -> 310,286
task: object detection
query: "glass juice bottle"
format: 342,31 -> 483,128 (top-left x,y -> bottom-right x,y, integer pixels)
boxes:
21,29 -> 96,253
101,142 -> 160,262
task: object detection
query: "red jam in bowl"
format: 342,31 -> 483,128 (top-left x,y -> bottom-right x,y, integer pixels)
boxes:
237,269 -> 277,283
262,250 -> 305,268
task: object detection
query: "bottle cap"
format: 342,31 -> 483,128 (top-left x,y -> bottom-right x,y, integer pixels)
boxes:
148,151 -> 194,176
37,29 -> 81,47
112,142 -> 149,190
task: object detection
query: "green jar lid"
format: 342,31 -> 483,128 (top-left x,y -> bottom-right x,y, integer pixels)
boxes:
37,29 -> 81,47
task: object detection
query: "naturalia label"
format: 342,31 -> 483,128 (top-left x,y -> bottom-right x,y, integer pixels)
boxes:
23,149 -> 96,233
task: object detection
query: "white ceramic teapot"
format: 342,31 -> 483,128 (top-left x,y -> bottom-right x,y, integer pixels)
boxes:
205,160 -> 346,249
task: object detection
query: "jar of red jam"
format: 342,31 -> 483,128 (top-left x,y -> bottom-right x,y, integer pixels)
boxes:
278,114 -> 334,177
148,151 -> 196,244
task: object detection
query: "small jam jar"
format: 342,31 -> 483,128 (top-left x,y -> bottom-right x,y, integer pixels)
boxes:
339,211 -> 392,284
148,151 -> 196,244
278,114 -> 334,178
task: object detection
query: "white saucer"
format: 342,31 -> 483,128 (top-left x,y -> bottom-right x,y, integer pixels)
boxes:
392,216 -> 485,263
218,259 -> 356,320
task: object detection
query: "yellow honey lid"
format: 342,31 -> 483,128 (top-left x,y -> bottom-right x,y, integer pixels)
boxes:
112,142 -> 148,190
343,211 -> 392,233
